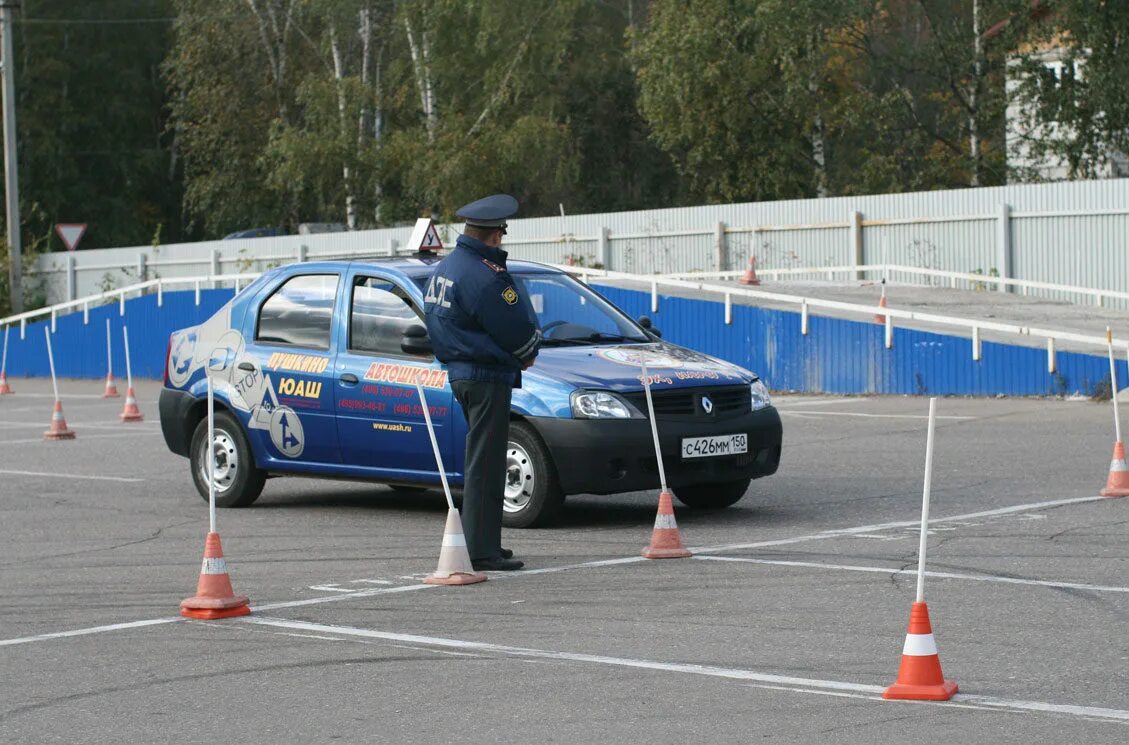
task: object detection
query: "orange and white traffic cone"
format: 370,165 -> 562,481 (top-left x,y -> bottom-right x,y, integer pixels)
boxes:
119,387 -> 144,422
102,372 -> 120,398
424,507 -> 487,585
883,601 -> 958,701
739,256 -> 761,286
871,293 -> 889,325
1100,441 -> 1129,498
43,400 -> 76,440
0,371 -> 11,395
642,490 -> 692,559
180,532 -> 251,619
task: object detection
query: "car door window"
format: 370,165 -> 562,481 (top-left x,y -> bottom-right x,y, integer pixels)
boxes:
349,277 -> 427,358
256,274 -> 338,350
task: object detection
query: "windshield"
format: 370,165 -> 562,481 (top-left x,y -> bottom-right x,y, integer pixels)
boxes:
412,271 -> 649,346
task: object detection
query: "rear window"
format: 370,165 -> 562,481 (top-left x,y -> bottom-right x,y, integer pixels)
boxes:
256,274 -> 338,350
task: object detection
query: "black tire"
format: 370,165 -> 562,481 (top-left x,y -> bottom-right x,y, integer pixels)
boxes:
673,478 -> 751,510
190,411 -> 266,508
502,421 -> 565,528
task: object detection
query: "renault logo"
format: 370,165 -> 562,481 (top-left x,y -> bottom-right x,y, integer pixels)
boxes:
701,396 -> 714,414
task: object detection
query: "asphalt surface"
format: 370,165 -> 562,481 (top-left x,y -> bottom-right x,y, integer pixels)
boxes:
2,377 -> 1129,743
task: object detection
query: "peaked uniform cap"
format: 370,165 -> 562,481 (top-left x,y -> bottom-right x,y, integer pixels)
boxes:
456,194 -> 519,228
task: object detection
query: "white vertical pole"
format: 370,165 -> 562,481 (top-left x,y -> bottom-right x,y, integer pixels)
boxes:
640,360 -> 668,493
83,301 -> 89,325
50,308 -> 56,333
207,375 -> 216,534
119,292 -> 125,316
916,397 -> 938,602
801,300 -> 809,336
1047,338 -> 1056,374
44,327 -> 59,402
123,325 -> 134,391
157,279 -> 163,307
194,280 -> 201,306
724,292 -> 732,325
105,318 -> 113,377
650,281 -> 658,313
1,324 -> 8,374
416,373 -> 455,511
884,314 -> 893,349
1108,328 -> 1122,444
972,326 -> 981,361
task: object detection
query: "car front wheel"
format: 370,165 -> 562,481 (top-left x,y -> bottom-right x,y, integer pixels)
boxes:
190,411 -> 266,508
673,478 -> 751,510
502,422 -> 564,528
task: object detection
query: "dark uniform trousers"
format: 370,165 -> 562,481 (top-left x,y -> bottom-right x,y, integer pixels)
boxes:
452,379 -> 513,561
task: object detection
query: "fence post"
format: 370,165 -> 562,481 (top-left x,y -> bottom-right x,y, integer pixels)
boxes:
849,210 -> 863,280
388,238 -> 399,257
997,203 -> 1012,293
66,254 -> 76,302
598,226 -> 610,271
713,221 -> 727,272
298,244 -> 308,262
136,253 -> 148,284
210,249 -> 220,289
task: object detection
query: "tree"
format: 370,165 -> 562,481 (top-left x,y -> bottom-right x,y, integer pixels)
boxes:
1008,0 -> 1129,179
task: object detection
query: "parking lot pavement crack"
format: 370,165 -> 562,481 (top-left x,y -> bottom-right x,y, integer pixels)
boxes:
0,518 -> 198,567
0,654 -> 445,721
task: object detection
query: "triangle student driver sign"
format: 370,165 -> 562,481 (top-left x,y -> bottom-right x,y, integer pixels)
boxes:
55,223 -> 88,252
406,218 -> 444,253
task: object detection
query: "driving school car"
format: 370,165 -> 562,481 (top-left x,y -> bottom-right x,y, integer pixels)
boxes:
158,257 -> 783,527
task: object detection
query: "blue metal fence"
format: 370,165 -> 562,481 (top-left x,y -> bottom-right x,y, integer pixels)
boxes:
2,286 -> 1123,397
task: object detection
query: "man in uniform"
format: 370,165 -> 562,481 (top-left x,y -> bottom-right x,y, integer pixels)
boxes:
424,194 -> 541,571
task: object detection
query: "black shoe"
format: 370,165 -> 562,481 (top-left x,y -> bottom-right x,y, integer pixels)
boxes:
471,557 -> 525,571
500,547 -> 514,560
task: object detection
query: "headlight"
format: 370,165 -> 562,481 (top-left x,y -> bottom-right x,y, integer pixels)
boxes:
750,379 -> 771,411
570,391 -> 637,419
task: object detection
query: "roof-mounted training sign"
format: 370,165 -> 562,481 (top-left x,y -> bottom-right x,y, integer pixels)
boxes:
407,218 -> 444,254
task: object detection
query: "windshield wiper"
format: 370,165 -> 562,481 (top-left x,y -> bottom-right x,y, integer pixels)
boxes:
539,337 -> 590,346
586,332 -> 645,343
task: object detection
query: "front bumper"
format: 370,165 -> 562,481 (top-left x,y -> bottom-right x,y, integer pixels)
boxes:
527,406 -> 782,496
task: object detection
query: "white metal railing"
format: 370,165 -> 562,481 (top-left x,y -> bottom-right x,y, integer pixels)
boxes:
4,261 -> 1126,373
0,273 -> 259,338
665,263 -> 1129,308
555,264 -> 1129,366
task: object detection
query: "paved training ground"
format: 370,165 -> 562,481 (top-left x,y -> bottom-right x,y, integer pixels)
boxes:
2,378 -> 1128,743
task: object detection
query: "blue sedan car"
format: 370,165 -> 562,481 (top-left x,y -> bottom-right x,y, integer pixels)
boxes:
158,257 -> 782,527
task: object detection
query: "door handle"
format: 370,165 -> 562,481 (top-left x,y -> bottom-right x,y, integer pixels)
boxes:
237,361 -> 256,372
339,373 -> 359,384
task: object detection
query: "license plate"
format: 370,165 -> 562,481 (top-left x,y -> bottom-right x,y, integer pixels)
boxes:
681,433 -> 747,459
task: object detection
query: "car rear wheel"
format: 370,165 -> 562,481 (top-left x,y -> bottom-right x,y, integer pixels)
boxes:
190,411 -> 266,508
673,478 -> 751,510
502,422 -> 564,528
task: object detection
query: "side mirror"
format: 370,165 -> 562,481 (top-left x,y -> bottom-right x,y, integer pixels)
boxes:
401,323 -> 433,356
638,316 -> 662,339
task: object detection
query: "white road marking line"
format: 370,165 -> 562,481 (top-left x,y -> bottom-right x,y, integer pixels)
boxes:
0,419 -> 158,430
252,581 -> 435,611
0,495 -> 1110,649
242,616 -> 1129,723
0,468 -> 145,483
0,618 -> 181,647
350,579 -> 394,585
308,585 -> 357,593
775,398 -> 864,408
0,392 -> 114,399
743,684 -> 1014,715
696,555 -> 1129,595
690,495 -> 1105,555
779,410 -> 976,420
0,432 -> 154,445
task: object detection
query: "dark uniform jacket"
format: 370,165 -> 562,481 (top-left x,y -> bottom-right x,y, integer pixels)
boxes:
424,234 -> 541,386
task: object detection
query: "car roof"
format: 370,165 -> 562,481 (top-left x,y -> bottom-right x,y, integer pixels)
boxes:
353,255 -> 558,282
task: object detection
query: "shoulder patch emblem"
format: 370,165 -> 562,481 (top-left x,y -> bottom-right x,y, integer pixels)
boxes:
481,259 -> 504,273
501,286 -> 519,305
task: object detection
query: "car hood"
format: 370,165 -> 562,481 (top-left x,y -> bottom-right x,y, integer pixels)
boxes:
524,342 -> 753,393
